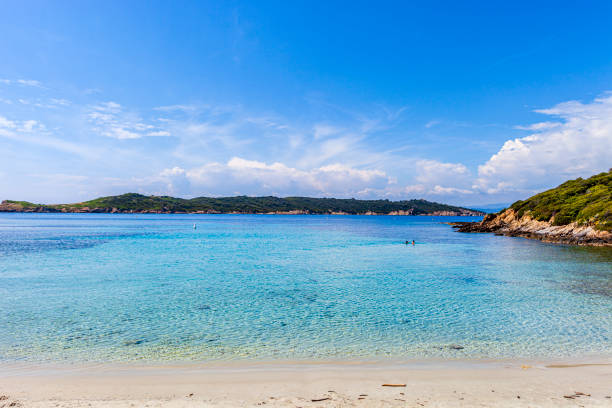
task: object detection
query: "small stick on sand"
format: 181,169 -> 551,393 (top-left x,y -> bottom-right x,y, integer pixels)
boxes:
311,397 -> 331,402
382,384 -> 406,387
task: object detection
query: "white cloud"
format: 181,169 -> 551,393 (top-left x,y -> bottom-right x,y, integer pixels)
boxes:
0,115 -> 94,157
476,93 -> 612,194
21,120 -> 39,132
108,128 -> 140,140
88,101 -> 163,140
15,98 -> 73,109
16,79 -> 42,87
415,159 -> 471,193
313,124 -> 341,139
93,101 -> 121,113
415,159 -> 469,185
49,98 -> 71,107
0,78 -> 42,87
157,157 -> 391,197
0,116 -> 44,133
404,184 -> 426,194
153,104 -> 197,112
160,166 -> 186,177
147,130 -> 171,137
513,121 -> 560,131
397,160 -> 474,197
430,185 -> 473,195
0,116 -> 17,129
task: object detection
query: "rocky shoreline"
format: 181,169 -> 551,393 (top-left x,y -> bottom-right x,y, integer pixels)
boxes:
450,209 -> 612,246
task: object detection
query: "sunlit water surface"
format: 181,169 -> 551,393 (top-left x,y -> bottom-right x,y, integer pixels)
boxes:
0,213 -> 610,363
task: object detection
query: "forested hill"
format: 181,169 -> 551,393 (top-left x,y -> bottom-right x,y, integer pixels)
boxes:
0,194 -> 483,216
508,169 -> 612,230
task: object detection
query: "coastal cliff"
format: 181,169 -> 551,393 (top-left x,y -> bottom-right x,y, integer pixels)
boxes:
452,170 -> 612,246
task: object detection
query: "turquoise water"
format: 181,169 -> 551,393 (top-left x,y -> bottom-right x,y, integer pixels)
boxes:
0,213 -> 610,363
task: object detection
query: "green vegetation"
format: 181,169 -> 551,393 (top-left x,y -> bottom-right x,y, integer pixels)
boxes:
510,169 -> 612,231
3,200 -> 39,208
1,193 -> 481,215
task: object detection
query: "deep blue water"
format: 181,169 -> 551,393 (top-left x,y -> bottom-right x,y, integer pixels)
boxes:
0,213 -> 610,363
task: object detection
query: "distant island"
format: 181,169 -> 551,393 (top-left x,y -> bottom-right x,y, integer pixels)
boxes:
452,169 -> 612,246
0,193 -> 483,216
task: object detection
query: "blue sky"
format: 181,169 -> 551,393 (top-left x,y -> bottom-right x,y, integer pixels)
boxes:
1,1 -> 611,205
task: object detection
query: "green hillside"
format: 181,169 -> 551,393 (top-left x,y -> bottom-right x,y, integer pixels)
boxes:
1,193 -> 482,215
510,169 -> 612,230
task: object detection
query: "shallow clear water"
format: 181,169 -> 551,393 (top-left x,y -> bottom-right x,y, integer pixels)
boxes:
0,213 -> 610,363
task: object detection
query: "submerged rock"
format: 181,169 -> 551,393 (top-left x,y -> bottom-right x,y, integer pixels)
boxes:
123,339 -> 144,346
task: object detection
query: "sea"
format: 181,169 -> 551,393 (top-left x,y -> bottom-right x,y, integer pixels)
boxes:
0,213 -> 610,364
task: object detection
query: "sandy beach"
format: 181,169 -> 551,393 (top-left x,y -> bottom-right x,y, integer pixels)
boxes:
1,360 -> 611,407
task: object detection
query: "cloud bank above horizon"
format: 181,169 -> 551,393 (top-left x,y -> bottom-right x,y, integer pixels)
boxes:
0,79 -> 610,206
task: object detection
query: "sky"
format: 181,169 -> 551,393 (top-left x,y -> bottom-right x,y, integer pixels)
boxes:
1,1 -> 611,206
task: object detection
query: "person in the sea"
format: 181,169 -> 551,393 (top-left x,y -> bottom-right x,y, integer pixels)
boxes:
412,240 -> 415,245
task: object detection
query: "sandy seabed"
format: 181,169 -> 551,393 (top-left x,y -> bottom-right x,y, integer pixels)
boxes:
1,359 -> 611,407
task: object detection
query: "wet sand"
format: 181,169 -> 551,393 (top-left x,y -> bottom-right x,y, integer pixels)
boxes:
1,360 -> 612,407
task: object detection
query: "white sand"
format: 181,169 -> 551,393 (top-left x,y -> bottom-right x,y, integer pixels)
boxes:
1,360 -> 611,407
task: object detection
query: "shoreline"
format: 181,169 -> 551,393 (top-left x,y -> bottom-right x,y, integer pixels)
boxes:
2,354 -> 611,373
449,209 -> 612,247
1,358 -> 611,407
0,210 -> 482,216
450,221 -> 612,247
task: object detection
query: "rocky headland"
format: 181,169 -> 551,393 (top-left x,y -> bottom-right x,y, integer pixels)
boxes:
451,209 -> 611,246
451,169 -> 612,246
